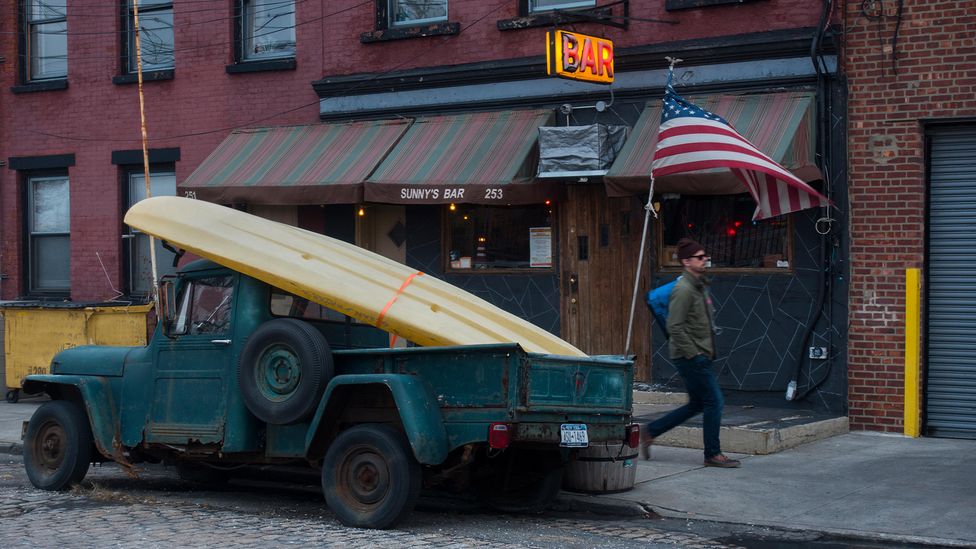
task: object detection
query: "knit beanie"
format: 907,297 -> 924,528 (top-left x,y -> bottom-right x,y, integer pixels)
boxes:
676,238 -> 705,260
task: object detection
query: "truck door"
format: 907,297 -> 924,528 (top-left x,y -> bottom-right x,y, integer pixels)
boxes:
146,273 -> 236,447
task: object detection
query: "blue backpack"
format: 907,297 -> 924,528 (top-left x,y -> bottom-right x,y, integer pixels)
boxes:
645,276 -> 681,339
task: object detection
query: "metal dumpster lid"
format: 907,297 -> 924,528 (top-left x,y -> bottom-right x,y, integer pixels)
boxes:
0,300 -> 144,309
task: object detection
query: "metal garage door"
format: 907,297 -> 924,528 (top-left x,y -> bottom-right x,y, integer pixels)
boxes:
927,125 -> 976,438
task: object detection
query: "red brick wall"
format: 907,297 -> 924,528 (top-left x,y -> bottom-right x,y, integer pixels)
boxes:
0,0 -> 824,301
844,1 -> 976,431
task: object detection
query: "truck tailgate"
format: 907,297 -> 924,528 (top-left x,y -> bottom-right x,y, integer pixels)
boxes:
521,353 -> 633,414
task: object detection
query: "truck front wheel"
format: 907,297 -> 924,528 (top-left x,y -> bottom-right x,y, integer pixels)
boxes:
23,400 -> 93,491
322,424 -> 421,529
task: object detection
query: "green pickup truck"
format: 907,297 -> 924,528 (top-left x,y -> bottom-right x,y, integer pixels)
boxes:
21,258 -> 635,528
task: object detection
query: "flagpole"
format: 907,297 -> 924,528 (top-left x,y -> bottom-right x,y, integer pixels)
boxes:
623,57 -> 679,356
624,177 -> 656,355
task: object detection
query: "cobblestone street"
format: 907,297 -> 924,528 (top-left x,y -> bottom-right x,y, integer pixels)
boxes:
0,456 -> 744,548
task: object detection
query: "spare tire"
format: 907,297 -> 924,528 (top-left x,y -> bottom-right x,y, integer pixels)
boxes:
238,318 -> 333,425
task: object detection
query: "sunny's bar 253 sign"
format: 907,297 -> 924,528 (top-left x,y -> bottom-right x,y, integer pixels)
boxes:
546,30 -> 614,85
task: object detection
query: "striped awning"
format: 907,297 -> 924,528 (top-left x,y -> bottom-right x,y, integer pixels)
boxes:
365,110 -> 560,205
604,92 -> 821,196
179,120 -> 411,205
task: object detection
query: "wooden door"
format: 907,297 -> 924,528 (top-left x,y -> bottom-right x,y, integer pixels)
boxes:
356,205 -> 406,265
560,185 -> 652,381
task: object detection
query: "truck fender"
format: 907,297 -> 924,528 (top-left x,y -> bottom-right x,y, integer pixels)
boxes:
305,374 -> 449,466
22,375 -> 120,462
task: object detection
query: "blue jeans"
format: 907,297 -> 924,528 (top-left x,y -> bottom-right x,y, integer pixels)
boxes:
645,355 -> 724,458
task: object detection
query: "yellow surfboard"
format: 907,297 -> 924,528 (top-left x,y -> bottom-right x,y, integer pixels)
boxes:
125,196 -> 586,357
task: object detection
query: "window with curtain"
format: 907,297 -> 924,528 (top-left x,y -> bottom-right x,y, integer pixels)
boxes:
126,0 -> 174,72
126,169 -> 178,297
242,0 -> 295,60
657,194 -> 792,271
529,0 -> 595,12
390,0 -> 447,26
26,0 -> 67,81
27,175 -> 70,294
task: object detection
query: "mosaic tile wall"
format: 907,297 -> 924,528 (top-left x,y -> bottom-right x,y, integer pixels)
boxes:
649,205 -> 849,414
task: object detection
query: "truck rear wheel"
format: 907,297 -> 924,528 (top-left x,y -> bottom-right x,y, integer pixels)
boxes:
23,400 -> 93,491
322,424 -> 421,529
238,318 -> 333,425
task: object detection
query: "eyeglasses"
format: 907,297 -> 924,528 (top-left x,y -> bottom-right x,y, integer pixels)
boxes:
689,254 -> 710,261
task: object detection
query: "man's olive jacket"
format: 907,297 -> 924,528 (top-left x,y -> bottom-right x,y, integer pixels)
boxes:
667,274 -> 716,360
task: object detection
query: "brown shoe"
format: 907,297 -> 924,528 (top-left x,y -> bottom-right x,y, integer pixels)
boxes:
639,433 -> 654,460
704,454 -> 741,468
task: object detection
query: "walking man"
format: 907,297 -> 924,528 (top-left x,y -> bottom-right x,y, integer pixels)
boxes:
641,237 -> 740,468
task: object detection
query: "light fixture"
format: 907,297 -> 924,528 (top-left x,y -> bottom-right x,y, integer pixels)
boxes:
449,203 -> 456,211
358,206 -> 365,216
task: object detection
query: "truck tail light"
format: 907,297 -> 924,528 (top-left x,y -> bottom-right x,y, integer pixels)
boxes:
488,422 -> 511,449
626,423 -> 641,448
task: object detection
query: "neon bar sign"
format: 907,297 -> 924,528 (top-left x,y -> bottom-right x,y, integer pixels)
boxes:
546,30 -> 614,85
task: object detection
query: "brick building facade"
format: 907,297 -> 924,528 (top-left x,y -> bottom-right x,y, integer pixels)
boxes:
845,0 -> 976,434
2,1 -> 857,416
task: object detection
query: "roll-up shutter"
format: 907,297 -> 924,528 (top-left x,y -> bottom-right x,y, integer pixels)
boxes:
927,125 -> 976,438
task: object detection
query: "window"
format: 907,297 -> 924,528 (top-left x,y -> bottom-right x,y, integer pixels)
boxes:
125,169 -> 178,297
172,276 -> 234,336
126,0 -> 174,72
270,288 -> 344,321
242,0 -> 295,60
446,204 -> 553,271
390,0 -> 447,26
529,0 -> 595,12
27,175 -> 70,294
657,195 -> 791,271
25,0 -> 67,81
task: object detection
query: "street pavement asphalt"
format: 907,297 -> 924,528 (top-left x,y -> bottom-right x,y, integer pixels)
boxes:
3,398 -> 974,547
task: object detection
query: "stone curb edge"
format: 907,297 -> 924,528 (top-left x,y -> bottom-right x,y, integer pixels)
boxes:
552,492 -> 651,518
648,506 -> 974,548
0,442 -> 22,456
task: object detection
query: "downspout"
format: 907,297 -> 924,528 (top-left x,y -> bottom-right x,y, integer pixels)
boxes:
787,0 -> 834,401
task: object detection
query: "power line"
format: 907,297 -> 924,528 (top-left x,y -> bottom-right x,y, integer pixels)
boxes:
10,0 -> 311,36
11,0 -> 369,63
25,0 -> 512,143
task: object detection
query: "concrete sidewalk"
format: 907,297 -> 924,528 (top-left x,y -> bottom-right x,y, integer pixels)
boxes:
559,433 -> 976,547
4,399 -> 975,547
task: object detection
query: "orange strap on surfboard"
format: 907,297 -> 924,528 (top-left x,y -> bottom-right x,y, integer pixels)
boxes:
376,271 -> 424,330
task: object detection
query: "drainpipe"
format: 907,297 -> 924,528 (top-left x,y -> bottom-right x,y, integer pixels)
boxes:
787,0 -> 835,401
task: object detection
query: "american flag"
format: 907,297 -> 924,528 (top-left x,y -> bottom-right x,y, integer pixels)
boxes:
651,75 -> 831,220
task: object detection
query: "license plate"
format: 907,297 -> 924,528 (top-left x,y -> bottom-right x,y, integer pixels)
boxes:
560,423 -> 588,447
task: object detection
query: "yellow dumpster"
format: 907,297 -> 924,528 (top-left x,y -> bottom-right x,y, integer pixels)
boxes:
1,302 -> 153,403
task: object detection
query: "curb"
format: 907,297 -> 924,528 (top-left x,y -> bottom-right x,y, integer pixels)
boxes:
0,442 -> 22,456
552,491 -> 652,518
646,506 -> 976,548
